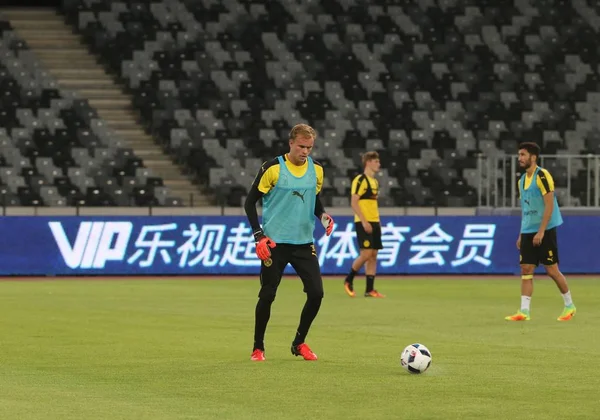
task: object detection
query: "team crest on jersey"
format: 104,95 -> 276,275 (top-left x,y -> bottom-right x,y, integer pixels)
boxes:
363,240 -> 370,247
264,258 -> 273,267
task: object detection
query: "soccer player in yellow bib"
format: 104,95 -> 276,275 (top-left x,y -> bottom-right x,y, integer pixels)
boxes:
343,151 -> 385,298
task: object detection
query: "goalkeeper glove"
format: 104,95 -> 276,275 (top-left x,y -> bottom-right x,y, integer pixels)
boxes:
321,213 -> 334,236
253,229 -> 276,261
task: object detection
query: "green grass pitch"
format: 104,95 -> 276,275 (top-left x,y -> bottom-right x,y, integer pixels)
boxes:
1,276 -> 600,419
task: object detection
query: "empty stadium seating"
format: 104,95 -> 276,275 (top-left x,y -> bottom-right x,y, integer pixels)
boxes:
0,14 -> 187,207
55,0 -> 600,207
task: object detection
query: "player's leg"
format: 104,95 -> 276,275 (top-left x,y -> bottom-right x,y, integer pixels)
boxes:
252,245 -> 289,360
365,249 -> 377,291
540,229 -> 576,321
506,233 -> 537,321
344,223 -> 370,296
289,244 -> 323,360
365,223 -> 384,298
345,249 -> 370,297
503,263 -> 535,320
364,250 -> 383,296
545,263 -> 576,321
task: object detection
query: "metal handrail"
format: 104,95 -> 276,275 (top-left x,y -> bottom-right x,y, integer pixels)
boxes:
476,154 -> 600,208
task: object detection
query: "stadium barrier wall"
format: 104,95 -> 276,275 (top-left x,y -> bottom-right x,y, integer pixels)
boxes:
1,215 -> 599,276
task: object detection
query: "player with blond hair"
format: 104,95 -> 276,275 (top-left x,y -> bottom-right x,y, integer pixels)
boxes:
244,124 -> 335,361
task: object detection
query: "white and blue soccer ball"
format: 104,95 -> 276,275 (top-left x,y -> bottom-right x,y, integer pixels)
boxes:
400,343 -> 432,374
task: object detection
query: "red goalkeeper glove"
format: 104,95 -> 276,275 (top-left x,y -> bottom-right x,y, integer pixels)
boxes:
321,213 -> 334,236
253,229 -> 276,261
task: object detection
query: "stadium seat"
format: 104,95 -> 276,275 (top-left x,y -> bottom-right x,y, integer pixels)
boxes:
0,19 -> 183,206
59,0 -> 600,207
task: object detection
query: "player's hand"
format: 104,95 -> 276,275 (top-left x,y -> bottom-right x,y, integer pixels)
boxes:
321,213 -> 334,236
516,235 -> 521,250
362,220 -> 372,234
533,231 -> 544,247
253,229 -> 276,261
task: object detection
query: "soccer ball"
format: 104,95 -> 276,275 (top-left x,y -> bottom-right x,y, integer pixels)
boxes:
400,343 -> 432,374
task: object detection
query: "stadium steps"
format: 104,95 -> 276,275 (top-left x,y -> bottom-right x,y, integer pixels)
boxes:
2,8 -> 210,206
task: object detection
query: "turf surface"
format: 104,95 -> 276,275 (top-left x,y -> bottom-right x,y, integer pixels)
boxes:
1,276 -> 599,419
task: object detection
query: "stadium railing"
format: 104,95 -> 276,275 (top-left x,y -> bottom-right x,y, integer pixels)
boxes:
476,153 -> 600,216
1,153 -> 599,216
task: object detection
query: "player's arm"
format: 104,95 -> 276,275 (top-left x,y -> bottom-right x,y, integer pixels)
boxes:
313,160 -> 334,235
537,169 -> 555,233
314,194 -> 325,218
243,181 -> 264,234
350,176 -> 368,224
313,161 -> 325,218
244,160 -> 280,260
243,159 -> 277,233
350,194 -> 367,223
516,178 -> 522,249
314,193 -> 333,235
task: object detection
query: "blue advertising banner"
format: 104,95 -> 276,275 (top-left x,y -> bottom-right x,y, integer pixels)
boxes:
0,216 -> 598,276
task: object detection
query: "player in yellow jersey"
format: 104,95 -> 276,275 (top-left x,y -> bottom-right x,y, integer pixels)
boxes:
343,151 -> 385,298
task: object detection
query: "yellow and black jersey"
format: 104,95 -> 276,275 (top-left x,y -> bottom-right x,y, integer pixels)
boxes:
251,154 -> 324,195
518,167 -> 555,198
351,174 -> 379,222
244,154 -> 326,234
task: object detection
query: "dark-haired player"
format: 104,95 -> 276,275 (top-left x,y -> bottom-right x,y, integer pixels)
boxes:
505,142 -> 576,322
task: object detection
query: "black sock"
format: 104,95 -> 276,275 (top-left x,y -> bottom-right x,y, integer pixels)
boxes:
253,298 -> 273,351
366,275 -> 375,293
345,268 -> 357,284
292,297 -> 322,347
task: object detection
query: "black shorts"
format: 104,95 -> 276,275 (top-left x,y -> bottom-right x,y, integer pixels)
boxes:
520,228 -> 559,266
355,222 -> 383,250
259,243 -> 323,300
